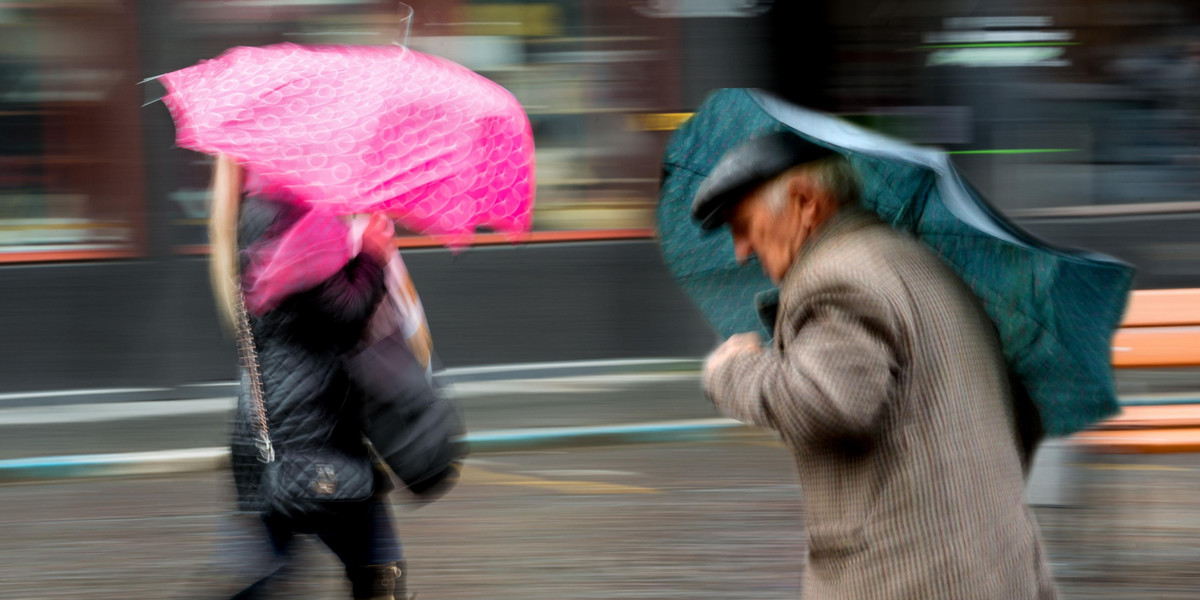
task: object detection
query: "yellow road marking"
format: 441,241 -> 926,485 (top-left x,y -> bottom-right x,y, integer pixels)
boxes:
462,465 -> 659,495
628,112 -> 694,131
744,440 -> 785,449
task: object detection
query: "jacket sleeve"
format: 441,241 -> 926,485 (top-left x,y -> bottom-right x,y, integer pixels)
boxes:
305,253 -> 387,328
703,286 -> 902,444
345,329 -> 468,500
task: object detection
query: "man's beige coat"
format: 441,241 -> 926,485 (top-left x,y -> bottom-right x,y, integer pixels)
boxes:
705,205 -> 1057,600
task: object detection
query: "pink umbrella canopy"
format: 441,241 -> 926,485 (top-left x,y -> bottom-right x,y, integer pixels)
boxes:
160,42 -> 535,244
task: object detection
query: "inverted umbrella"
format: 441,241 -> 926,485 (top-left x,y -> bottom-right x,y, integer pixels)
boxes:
158,42 -> 536,313
159,42 -> 535,243
658,88 -> 1134,437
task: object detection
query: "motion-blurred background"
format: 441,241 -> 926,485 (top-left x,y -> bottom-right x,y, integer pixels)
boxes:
2,2 -> 1200,598
2,0 -> 1198,392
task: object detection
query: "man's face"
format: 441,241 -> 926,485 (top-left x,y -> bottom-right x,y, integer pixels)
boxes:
727,180 -> 809,284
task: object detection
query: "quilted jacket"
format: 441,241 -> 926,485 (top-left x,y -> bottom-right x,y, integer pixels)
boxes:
229,195 -> 387,512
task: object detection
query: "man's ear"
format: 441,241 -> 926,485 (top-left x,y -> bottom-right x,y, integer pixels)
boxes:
785,175 -> 806,206
786,175 -> 816,220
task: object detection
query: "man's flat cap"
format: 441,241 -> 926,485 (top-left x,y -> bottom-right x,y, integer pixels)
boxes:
692,131 -> 835,230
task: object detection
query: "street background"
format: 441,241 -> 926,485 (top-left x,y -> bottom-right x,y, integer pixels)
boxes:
1,1 -> 1200,598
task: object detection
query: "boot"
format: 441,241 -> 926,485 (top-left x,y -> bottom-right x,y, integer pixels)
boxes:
350,560 -> 414,600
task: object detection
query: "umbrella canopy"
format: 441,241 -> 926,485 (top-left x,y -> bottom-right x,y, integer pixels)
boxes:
160,42 -> 535,245
658,88 -> 1135,437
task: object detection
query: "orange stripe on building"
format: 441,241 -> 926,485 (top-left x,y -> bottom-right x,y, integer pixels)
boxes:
1071,428 -> 1200,454
0,249 -> 139,264
175,229 -> 657,254
392,228 -> 655,248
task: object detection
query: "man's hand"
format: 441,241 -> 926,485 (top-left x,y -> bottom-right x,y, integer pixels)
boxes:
704,332 -> 764,381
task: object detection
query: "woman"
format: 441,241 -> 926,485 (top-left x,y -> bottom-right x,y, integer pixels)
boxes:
209,155 -> 413,600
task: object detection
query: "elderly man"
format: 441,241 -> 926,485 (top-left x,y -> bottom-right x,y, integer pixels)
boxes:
696,132 -> 1056,600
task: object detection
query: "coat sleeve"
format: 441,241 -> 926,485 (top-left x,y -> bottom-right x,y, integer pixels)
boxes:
703,286 -> 903,444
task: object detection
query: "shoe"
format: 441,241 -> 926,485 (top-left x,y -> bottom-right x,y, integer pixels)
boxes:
351,560 -> 414,600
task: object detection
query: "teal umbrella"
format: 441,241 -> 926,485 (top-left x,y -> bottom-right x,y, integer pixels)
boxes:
658,88 -> 1135,437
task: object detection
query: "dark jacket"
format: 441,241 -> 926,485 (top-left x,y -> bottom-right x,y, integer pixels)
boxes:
229,195 -> 386,512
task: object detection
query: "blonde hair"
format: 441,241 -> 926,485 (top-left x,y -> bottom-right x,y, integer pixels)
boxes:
208,155 -> 243,333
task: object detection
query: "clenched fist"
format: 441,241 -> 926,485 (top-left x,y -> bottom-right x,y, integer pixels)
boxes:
703,332 -> 764,379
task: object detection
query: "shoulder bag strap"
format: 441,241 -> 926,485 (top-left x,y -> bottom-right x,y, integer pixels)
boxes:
234,282 -> 275,464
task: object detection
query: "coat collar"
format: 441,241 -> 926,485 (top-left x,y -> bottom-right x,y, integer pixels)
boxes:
779,203 -> 880,289
754,204 -> 880,337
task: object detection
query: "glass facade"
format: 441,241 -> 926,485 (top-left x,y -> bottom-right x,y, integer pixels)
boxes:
2,0 -> 1200,257
0,1 -> 144,256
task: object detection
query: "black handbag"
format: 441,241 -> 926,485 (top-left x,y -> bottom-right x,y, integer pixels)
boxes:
261,448 -> 375,519
235,286 -> 375,519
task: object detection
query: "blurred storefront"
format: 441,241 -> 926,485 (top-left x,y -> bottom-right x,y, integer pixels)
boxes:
1,0 -> 1199,396
0,0 -> 145,260
5,0 -> 1200,254
0,0 -> 688,260
820,0 -> 1200,217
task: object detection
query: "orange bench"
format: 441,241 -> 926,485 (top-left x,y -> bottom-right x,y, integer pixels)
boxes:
1072,289 -> 1200,453
1074,405 -> 1200,454
1110,288 -> 1200,368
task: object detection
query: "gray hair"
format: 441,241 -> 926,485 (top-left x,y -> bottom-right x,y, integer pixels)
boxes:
765,155 -> 861,213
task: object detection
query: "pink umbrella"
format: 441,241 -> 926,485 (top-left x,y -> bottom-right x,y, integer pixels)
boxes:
159,43 -> 536,314
160,42 -> 535,242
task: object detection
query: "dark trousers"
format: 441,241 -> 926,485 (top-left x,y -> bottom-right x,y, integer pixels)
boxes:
226,498 -> 402,599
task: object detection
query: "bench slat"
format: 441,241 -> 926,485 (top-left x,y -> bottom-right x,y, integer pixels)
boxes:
1091,405 -> 1200,430
1121,288 -> 1200,327
1111,327 -> 1200,368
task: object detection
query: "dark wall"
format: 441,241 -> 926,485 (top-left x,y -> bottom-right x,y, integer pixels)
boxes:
2,213 -> 1198,396
0,240 -> 719,394
404,241 -> 720,367
677,14 -> 773,108
0,260 -> 232,391
1020,213 -> 1200,290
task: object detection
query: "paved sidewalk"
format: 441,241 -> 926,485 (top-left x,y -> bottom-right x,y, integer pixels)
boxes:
2,441 -> 1198,599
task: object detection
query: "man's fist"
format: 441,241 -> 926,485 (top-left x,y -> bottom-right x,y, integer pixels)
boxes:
704,332 -> 764,378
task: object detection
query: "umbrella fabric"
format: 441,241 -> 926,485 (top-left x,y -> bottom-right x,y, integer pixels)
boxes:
160,42 -> 535,245
658,88 -> 1135,437
240,199 -> 356,315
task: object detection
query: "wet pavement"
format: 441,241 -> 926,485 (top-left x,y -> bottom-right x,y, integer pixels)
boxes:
2,439 -> 1198,599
